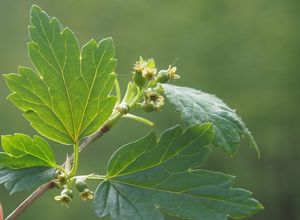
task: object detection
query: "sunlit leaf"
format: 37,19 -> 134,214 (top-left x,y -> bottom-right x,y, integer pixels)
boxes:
4,5 -> 117,144
94,124 -> 263,220
163,84 -> 260,156
0,134 -> 57,169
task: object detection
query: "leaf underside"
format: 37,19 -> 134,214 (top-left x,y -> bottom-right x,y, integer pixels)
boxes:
5,5 -> 117,144
0,166 -> 55,194
94,124 -> 263,220
0,134 -> 57,169
163,84 -> 260,156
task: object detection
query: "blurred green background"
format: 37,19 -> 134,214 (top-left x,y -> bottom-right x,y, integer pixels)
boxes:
0,0 -> 299,219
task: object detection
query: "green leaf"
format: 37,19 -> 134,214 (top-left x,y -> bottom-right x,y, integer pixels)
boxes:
163,84 -> 260,156
94,124 -> 263,220
4,5 -> 117,144
0,166 -> 55,194
0,134 -> 57,169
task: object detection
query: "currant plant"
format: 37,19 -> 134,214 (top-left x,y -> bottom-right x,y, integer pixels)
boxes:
0,5 -> 263,220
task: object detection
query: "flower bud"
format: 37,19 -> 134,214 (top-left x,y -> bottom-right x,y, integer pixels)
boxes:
156,65 -> 180,83
116,102 -> 129,114
132,57 -> 157,86
54,188 -> 73,207
154,85 -> 165,95
75,178 -> 94,201
75,178 -> 88,193
141,102 -> 156,112
133,72 -> 147,88
133,57 -> 147,87
156,70 -> 169,83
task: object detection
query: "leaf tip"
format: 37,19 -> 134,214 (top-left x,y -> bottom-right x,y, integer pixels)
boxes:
245,130 -> 261,159
30,4 -> 42,16
102,36 -> 114,44
2,73 -> 10,79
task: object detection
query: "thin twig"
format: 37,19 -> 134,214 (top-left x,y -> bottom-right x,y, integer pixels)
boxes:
5,182 -> 55,220
5,123 -> 112,220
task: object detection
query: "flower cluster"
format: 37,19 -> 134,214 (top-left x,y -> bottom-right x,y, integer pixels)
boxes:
53,174 -> 94,206
132,57 -> 180,112
133,57 -> 180,87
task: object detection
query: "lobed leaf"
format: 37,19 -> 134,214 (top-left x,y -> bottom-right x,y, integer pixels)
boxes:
4,5 -> 117,144
0,166 -> 55,194
0,134 -> 57,169
163,84 -> 260,156
94,124 -> 263,220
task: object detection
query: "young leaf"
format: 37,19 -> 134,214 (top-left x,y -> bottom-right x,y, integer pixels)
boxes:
0,134 -> 57,169
163,84 -> 260,156
94,124 -> 263,220
4,5 -> 117,144
0,166 -> 55,194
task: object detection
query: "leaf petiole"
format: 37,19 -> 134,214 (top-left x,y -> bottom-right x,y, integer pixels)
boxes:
69,142 -> 79,177
123,114 -> 154,126
114,77 -> 121,106
55,165 -> 67,174
72,174 -> 106,181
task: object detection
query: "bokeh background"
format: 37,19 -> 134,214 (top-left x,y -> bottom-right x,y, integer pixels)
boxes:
0,0 -> 299,219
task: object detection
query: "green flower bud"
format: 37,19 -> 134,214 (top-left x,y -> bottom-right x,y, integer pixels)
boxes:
75,178 -> 88,193
156,70 -> 169,83
132,57 -> 158,86
154,85 -> 165,95
116,102 -> 129,114
141,102 -> 156,112
62,188 -> 73,198
133,72 -> 147,88
54,188 -> 73,207
74,178 -> 94,201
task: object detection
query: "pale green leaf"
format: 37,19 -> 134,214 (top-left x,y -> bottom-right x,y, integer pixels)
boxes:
0,166 -> 55,194
163,84 -> 260,156
94,124 -> 263,220
0,134 -> 57,168
4,5 -> 117,144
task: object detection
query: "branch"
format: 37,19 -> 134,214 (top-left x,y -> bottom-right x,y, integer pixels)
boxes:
5,113 -> 119,220
5,182 -> 55,220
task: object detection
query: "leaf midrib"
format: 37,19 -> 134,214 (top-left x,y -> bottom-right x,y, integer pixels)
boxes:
108,126 -> 210,178
110,178 -> 255,210
34,11 -> 76,141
